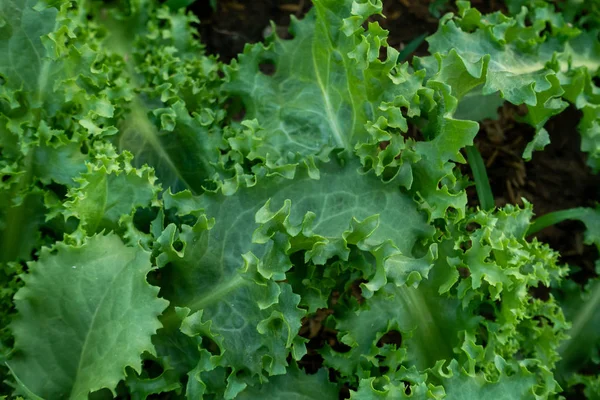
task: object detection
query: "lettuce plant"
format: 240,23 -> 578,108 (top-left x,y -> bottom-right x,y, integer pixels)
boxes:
1,0 -> 600,398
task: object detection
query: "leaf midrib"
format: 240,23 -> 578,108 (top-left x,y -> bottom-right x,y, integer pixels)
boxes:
188,275 -> 247,312
120,99 -> 193,191
101,13 -> 196,193
70,251 -> 132,398
398,285 -> 454,368
311,6 -> 352,151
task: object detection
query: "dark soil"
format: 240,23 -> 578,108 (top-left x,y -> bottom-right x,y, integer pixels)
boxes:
473,105 -> 600,281
192,0 -> 507,61
190,0 -> 600,396
192,0 -> 313,62
192,0 -> 438,62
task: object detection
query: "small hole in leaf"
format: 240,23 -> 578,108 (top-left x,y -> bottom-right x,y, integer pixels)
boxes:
331,339 -> 352,354
202,335 -> 221,355
235,368 -> 251,380
381,166 -> 399,182
1,175 -> 10,183
593,76 -> 600,87
289,251 -> 307,270
157,18 -> 169,30
533,315 -> 553,328
466,222 -> 481,232
39,222 -> 63,243
477,302 -> 496,321
377,330 -> 402,348
47,182 -> 68,200
258,60 -> 276,76
378,46 -> 387,62
377,363 -> 389,375
147,265 -> 167,286
224,97 -> 246,122
298,350 -> 325,374
403,381 -> 412,395
529,284 -> 550,301
478,329 -> 488,347
338,383 -> 352,399
142,359 -> 164,379
540,21 -> 552,37
404,122 -> 425,142
349,279 -> 366,304
460,239 -> 473,251
29,248 -> 39,262
88,388 -> 113,399
65,216 -> 80,234
173,240 -> 184,252
133,207 -> 158,235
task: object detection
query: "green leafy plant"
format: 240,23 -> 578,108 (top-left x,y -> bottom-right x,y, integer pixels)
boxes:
1,0 -> 600,398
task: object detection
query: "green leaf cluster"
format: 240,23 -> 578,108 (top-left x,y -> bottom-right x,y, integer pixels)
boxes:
1,0 -> 600,398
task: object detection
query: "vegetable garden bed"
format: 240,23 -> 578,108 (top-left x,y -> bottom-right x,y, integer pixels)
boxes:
1,0 -> 600,398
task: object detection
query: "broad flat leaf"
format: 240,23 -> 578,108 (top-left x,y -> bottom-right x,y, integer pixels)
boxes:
454,90 -> 503,121
156,158 -> 432,391
226,0 -> 479,218
0,191 -> 45,263
224,0 -> 412,166
9,233 -> 169,399
0,0 -> 57,94
427,19 -> 557,106
225,2 -> 376,155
